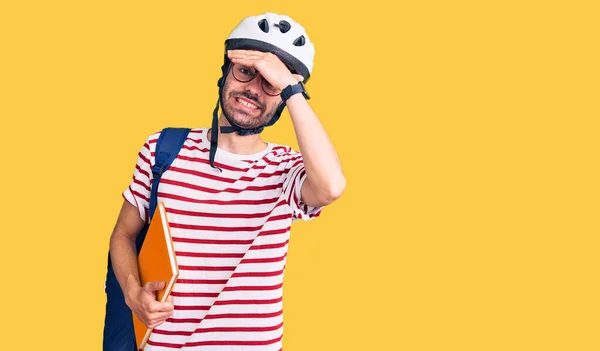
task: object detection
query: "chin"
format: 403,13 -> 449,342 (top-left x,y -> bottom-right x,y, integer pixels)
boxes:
224,110 -> 260,129
224,106 -> 272,130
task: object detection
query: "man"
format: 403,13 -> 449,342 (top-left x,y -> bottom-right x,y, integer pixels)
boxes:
106,12 -> 345,350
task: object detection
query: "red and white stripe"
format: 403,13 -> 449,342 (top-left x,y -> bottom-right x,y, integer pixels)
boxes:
123,128 -> 322,350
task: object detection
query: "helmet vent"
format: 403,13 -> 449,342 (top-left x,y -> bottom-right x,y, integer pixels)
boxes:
258,19 -> 269,33
293,35 -> 306,46
274,20 -> 291,33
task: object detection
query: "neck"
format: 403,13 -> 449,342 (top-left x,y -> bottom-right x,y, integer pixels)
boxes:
208,114 -> 267,155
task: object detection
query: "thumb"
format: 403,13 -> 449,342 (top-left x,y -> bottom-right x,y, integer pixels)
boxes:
144,280 -> 166,292
294,74 -> 304,82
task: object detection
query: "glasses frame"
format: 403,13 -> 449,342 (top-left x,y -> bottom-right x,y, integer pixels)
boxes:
229,63 -> 281,97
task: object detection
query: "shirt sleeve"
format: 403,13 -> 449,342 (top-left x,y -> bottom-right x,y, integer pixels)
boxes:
122,133 -> 159,222
282,153 -> 324,222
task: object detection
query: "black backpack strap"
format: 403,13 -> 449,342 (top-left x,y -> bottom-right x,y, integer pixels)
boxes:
134,127 -> 190,255
103,127 -> 190,351
148,127 -> 191,219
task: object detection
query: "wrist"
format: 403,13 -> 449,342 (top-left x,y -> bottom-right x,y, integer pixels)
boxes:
280,81 -> 310,103
279,78 -> 299,91
125,274 -> 141,304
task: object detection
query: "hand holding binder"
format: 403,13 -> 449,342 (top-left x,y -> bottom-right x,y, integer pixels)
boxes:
132,202 -> 180,350
128,280 -> 174,328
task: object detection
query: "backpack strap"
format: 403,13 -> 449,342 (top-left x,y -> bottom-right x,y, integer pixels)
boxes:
148,127 -> 191,219
102,127 -> 190,351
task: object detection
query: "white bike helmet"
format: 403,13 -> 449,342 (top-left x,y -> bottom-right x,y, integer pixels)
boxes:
226,12 -> 315,82
209,13 -> 315,171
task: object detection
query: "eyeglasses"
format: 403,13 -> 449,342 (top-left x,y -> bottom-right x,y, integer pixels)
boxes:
230,63 -> 281,96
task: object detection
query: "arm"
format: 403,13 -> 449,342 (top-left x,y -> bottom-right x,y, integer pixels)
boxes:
109,200 -> 174,328
285,93 -> 346,207
227,50 -> 346,207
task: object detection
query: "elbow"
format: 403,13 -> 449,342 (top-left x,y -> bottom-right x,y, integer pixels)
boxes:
323,176 -> 346,204
303,175 -> 346,207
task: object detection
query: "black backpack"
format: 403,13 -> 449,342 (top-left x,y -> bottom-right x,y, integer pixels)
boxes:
102,127 -> 190,351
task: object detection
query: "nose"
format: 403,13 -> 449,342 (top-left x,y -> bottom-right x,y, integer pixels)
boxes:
244,74 -> 264,95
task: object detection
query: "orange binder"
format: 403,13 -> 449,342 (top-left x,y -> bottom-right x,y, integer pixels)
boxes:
133,202 -> 179,350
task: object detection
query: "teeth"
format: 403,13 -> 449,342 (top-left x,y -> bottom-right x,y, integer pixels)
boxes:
237,98 -> 258,109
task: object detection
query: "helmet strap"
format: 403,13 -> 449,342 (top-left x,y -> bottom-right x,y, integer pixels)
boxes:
208,56 -> 287,171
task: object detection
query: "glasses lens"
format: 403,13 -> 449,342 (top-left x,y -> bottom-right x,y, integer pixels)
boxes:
231,64 -> 281,96
232,64 -> 255,82
262,80 -> 281,96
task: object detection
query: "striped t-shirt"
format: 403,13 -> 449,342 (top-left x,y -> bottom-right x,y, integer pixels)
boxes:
123,127 -> 322,351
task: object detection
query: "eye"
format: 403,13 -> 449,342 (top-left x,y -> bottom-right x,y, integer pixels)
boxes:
239,67 -> 253,76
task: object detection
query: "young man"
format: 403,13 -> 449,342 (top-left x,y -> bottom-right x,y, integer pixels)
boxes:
107,12 -> 345,350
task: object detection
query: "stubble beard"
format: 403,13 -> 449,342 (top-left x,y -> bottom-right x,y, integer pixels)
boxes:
221,85 -> 277,129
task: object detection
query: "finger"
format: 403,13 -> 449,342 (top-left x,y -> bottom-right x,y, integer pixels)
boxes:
228,49 -> 266,57
144,281 -> 166,292
229,57 -> 258,67
228,51 -> 264,58
294,74 -> 304,82
147,311 -> 174,328
227,53 -> 265,61
147,310 -> 173,323
147,300 -> 175,313
229,56 -> 256,62
229,55 -> 265,62
163,296 -> 174,310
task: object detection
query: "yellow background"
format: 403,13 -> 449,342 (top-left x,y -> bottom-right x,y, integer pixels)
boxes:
1,1 -> 598,350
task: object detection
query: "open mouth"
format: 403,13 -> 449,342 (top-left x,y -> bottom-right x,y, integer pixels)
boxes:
234,97 -> 261,111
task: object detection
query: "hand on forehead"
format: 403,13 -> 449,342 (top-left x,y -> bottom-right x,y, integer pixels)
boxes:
227,49 -> 303,89
228,50 -> 294,72
228,49 -> 269,56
